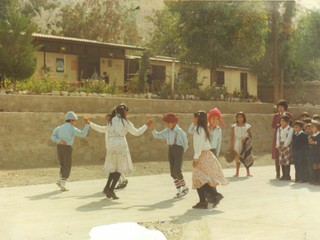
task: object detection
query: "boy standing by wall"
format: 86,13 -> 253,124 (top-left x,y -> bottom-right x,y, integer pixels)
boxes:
51,111 -> 89,191
292,121 -> 309,183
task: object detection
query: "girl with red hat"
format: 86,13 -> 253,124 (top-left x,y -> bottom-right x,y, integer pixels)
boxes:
208,108 -> 225,157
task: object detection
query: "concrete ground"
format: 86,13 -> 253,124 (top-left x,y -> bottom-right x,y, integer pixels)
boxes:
1,166 -> 320,240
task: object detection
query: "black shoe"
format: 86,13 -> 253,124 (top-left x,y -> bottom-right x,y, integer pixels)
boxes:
212,194 -> 224,208
103,188 -> 112,198
192,202 -> 208,209
110,191 -> 119,200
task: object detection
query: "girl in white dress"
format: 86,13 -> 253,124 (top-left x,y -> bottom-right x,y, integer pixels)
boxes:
92,103 -> 151,199
231,112 -> 252,177
189,111 -> 228,209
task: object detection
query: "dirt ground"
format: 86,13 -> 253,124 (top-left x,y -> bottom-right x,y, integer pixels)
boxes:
0,154 -> 273,188
1,154 -> 273,240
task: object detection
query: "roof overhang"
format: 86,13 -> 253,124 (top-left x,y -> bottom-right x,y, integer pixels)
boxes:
32,33 -> 146,51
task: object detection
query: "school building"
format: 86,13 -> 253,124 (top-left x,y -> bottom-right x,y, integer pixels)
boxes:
32,33 -> 257,96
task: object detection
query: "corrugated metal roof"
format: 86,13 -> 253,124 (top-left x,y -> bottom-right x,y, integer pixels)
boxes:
126,55 -> 252,71
32,33 -> 145,51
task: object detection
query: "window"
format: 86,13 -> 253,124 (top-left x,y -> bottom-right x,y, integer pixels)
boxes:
216,71 -> 225,86
240,72 -> 248,94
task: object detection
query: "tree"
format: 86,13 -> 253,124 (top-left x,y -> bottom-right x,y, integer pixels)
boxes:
21,0 -> 61,35
0,0 -> 12,18
252,1 -> 296,102
0,3 -> 37,82
147,6 -> 182,58
57,0 -> 141,44
289,10 -> 320,81
166,1 -> 268,84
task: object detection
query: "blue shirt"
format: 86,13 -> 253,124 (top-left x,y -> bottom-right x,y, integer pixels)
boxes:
152,124 -> 188,152
51,122 -> 89,145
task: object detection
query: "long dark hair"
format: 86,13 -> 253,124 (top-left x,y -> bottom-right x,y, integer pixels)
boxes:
116,103 -> 129,126
236,111 -> 247,124
107,108 -> 117,125
194,111 -> 211,141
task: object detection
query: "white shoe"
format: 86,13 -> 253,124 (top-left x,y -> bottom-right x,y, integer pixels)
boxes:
180,187 -> 189,197
56,180 -> 61,188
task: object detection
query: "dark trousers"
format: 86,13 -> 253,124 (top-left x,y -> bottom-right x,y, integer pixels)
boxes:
168,145 -> 184,180
307,150 -> 314,182
104,172 -> 121,192
293,150 -> 306,181
57,144 -> 73,180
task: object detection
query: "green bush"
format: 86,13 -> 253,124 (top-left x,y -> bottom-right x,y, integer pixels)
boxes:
16,77 -> 69,94
194,85 -> 228,101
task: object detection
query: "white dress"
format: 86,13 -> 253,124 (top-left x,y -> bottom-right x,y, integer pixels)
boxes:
105,116 -> 147,174
232,123 -> 251,155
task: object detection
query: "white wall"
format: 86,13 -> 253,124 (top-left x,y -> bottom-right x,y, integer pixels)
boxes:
35,51 -> 78,81
100,58 -> 124,86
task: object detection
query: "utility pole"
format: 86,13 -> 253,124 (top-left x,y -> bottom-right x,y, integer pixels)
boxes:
272,1 -> 280,103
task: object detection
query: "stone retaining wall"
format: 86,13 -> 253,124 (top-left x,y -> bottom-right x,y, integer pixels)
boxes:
0,112 -> 274,169
1,95 -> 319,169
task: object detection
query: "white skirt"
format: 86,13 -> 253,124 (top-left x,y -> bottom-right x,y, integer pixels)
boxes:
192,150 -> 228,189
104,136 -> 133,174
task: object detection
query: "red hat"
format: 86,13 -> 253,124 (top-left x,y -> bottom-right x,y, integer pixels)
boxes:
208,108 -> 225,127
163,112 -> 178,123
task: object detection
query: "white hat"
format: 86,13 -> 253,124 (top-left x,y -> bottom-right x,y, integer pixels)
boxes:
65,111 -> 78,120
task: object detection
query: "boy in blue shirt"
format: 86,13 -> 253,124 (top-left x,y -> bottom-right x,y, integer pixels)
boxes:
151,112 -> 189,198
51,111 -> 89,191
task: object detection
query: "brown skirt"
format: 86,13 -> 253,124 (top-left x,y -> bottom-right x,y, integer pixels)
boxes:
192,150 -> 229,189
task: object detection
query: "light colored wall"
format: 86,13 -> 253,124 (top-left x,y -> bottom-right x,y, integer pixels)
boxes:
248,72 -> 258,96
35,51 -> 78,81
148,60 -> 257,96
218,67 -> 258,96
100,58 -> 125,87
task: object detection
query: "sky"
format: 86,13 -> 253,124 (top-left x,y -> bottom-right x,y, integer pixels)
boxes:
296,0 -> 320,9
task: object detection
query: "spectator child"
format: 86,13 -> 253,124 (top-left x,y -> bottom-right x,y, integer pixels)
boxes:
300,112 -> 310,122
231,112 -> 253,177
304,123 -> 314,183
151,112 -> 189,198
51,111 -> 90,191
292,121 -> 309,183
271,100 -> 293,178
276,116 -> 293,180
308,121 -> 320,185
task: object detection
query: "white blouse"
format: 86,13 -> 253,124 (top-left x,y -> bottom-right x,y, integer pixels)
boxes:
189,123 -> 211,160
276,125 -> 293,148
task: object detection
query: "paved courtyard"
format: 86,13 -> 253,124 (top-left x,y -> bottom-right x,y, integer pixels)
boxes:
1,166 -> 320,240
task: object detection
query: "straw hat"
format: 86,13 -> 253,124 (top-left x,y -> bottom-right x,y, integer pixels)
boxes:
224,149 -> 236,163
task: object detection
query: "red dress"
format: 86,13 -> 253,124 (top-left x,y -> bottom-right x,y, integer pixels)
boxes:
271,112 -> 293,160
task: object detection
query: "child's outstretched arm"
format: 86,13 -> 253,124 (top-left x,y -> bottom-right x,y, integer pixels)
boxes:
90,121 -> 108,133
152,128 -> 169,139
125,120 -> 148,136
72,121 -> 90,138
